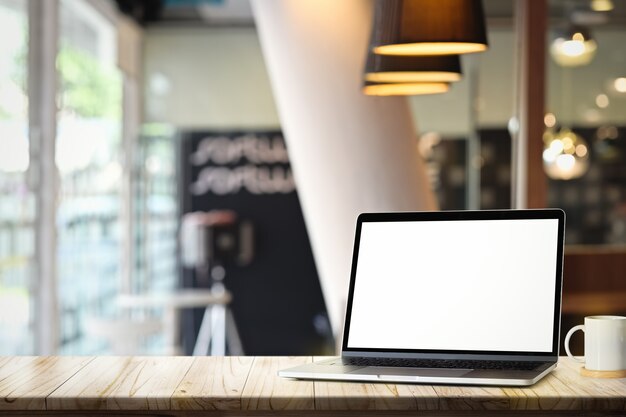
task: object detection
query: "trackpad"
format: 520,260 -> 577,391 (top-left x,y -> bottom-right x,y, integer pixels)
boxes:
352,366 -> 472,378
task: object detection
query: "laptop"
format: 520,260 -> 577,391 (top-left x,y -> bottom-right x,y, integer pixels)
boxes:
280,209 -> 565,386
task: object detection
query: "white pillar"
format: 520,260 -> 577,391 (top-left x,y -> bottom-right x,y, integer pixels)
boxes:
252,0 -> 437,337
118,16 -> 144,296
29,0 -> 59,354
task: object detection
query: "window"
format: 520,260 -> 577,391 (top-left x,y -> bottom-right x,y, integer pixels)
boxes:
0,0 -> 33,355
56,0 -> 123,354
0,0 -> 174,355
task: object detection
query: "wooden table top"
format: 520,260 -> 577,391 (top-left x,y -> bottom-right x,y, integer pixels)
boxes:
0,356 -> 624,416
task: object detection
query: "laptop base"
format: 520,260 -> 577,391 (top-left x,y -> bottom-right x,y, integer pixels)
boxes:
278,357 -> 557,386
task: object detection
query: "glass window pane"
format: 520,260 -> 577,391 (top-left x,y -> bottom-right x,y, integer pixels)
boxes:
546,3 -> 626,246
0,0 -> 33,355
134,125 -> 178,297
57,0 -> 122,354
410,3 -> 516,211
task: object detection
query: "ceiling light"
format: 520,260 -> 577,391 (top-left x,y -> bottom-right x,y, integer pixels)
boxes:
364,54 -> 462,83
544,113 -> 556,128
614,77 -> 626,93
595,94 -> 609,108
590,0 -> 614,12
550,25 -> 597,67
543,129 -> 589,180
371,0 -> 488,56
363,81 -> 449,96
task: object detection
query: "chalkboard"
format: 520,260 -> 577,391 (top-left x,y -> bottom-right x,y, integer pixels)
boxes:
179,131 -> 333,355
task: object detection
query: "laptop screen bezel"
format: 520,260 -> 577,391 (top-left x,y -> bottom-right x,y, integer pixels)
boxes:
341,209 -> 565,361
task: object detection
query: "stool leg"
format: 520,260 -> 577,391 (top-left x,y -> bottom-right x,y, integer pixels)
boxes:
225,307 -> 244,355
193,306 -> 213,356
210,304 -> 226,356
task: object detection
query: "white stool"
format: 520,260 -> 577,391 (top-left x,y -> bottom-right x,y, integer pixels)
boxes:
117,289 -> 243,355
84,317 -> 163,355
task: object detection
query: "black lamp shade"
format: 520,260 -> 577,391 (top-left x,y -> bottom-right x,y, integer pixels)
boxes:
363,81 -> 449,96
364,53 -> 462,83
372,0 -> 489,56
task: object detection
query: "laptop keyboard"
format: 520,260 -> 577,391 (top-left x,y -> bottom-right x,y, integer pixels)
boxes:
342,357 -> 546,371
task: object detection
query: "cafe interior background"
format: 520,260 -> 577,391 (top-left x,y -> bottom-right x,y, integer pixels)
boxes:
0,0 -> 625,357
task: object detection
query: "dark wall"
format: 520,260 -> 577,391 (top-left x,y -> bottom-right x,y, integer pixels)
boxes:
478,127 -> 626,244
178,131 -> 334,355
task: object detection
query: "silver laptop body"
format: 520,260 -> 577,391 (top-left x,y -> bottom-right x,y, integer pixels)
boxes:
280,209 -> 566,386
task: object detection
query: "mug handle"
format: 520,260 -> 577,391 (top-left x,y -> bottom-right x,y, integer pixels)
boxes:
564,325 -> 585,363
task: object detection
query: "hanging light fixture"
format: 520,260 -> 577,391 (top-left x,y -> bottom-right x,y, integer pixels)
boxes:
550,25 -> 597,67
371,0 -> 488,56
364,53 -> 462,83
543,128 -> 589,180
363,81 -> 449,96
590,0 -> 614,12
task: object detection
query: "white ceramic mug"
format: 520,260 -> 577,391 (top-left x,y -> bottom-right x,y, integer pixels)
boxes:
564,315 -> 626,371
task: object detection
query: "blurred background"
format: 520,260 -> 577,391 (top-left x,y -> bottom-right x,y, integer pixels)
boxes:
0,0 -> 625,356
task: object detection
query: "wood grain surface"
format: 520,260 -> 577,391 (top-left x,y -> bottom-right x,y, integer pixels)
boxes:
0,356 -> 93,410
0,356 -> 624,415
46,356 -> 194,410
241,356 -> 314,411
171,356 -> 253,410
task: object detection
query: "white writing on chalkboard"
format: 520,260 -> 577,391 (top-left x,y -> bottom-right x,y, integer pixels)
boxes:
190,165 -> 295,195
189,134 -> 295,195
190,134 -> 289,165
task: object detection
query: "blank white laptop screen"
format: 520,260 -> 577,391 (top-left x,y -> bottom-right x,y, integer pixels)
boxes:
347,219 -> 559,352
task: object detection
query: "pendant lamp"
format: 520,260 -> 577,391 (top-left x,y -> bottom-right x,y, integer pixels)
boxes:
543,128 -> 589,180
550,25 -> 597,67
363,81 -> 449,96
364,53 -> 462,83
371,0 -> 488,56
